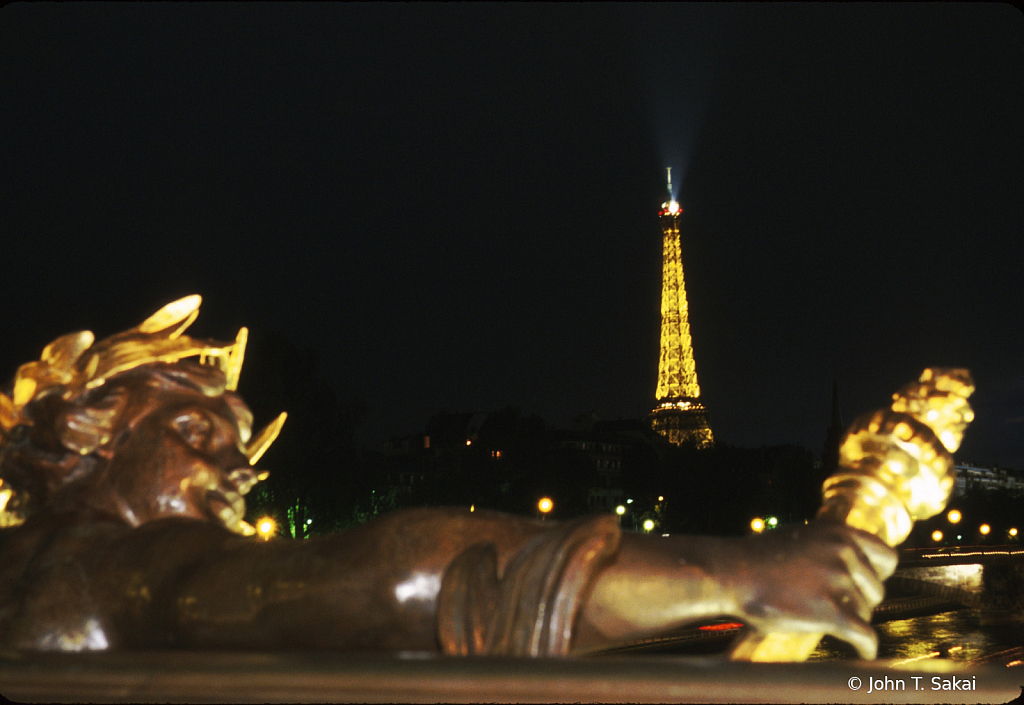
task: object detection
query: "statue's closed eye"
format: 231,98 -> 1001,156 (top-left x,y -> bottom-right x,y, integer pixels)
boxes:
172,411 -> 212,450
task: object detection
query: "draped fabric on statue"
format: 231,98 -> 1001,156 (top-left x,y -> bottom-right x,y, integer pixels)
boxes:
437,515 -> 620,656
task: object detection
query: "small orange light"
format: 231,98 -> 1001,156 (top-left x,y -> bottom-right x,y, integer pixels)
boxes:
698,622 -> 744,632
538,497 -> 553,514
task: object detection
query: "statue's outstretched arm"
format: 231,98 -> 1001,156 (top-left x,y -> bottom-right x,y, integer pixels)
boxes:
106,507 -> 555,651
574,521 -> 896,658
109,507 -> 893,658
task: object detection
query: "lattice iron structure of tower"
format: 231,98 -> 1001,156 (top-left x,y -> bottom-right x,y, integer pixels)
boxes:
649,168 -> 714,448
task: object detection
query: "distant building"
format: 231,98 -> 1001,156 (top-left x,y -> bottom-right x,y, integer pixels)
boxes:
382,433 -> 433,494
557,422 -> 626,511
562,415 -> 670,511
953,463 -> 1024,495
380,410 -> 526,497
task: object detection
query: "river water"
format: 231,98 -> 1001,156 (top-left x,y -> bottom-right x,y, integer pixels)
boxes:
811,608 -> 1024,662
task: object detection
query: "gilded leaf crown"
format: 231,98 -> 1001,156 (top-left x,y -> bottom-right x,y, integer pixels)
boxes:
0,295 -> 285,465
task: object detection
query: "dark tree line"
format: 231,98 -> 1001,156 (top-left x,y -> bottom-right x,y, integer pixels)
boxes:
237,334 -> 380,537
232,335 -> 886,539
620,441 -> 822,536
381,407 -> 594,519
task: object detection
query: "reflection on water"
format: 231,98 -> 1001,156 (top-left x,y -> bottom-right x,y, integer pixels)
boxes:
811,609 -> 1024,661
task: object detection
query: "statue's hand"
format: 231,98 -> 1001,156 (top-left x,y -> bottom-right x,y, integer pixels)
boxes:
726,522 -> 898,659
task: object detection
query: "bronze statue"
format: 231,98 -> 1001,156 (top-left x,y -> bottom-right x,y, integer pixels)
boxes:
0,296 -> 967,659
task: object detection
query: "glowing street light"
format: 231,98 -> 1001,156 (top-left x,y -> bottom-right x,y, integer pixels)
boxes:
979,523 -> 991,536
751,518 -> 765,533
658,496 -> 664,502
1010,528 -> 1018,537
615,505 -> 626,516
947,509 -> 962,524
256,516 -> 277,541
766,516 -> 778,528
932,530 -> 944,542
643,519 -> 655,533
538,497 -> 553,516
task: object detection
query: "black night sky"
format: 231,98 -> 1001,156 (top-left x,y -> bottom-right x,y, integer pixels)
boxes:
2,4 -> 1022,468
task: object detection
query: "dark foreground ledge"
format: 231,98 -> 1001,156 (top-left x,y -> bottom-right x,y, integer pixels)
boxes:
0,650 -> 1020,704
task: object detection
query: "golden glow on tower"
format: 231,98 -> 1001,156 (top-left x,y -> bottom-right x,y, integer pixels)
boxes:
655,204 -> 700,401
650,169 -> 713,448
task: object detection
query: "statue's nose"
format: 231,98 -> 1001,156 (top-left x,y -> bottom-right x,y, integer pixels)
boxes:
227,466 -> 258,495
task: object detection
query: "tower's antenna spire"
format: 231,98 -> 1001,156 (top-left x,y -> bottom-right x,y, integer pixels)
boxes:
666,167 -> 673,202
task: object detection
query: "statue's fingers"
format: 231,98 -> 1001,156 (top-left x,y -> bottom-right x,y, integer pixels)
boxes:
835,545 -> 886,608
823,563 -> 874,627
829,607 -> 879,661
845,529 -> 898,580
779,591 -> 878,660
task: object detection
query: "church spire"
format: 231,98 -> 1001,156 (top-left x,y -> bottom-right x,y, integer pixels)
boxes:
821,379 -> 844,475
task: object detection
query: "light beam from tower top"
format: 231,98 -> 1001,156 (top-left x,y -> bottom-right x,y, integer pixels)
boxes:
660,167 -> 681,216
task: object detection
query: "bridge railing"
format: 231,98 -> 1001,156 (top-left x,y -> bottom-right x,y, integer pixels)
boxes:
1,651 -> 1021,703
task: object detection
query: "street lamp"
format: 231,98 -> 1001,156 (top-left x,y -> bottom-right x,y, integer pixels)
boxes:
947,509 -> 962,524
751,517 -> 765,533
932,530 -> 944,542
615,505 -> 626,516
643,519 -> 655,533
1010,528 -> 1018,538
766,516 -> 778,529
979,523 -> 991,536
256,516 -> 277,541
538,497 -> 553,519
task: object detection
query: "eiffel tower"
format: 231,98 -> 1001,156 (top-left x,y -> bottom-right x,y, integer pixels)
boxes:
649,168 -> 714,447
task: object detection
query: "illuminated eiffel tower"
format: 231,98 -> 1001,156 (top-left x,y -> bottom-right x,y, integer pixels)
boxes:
649,168 -> 714,448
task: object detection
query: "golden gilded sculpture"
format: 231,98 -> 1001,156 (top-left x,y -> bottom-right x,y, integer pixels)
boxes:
0,295 -> 285,534
731,368 -> 974,662
0,297 -> 966,661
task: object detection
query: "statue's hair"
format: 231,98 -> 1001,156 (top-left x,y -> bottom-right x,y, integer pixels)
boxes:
0,297 -> 282,530
0,361 -> 249,525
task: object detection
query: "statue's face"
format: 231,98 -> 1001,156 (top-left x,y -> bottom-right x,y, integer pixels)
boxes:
101,383 -> 256,531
